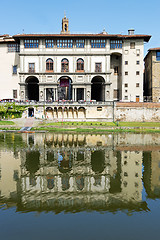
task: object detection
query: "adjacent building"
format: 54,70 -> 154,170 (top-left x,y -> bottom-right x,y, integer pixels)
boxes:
144,48 -> 160,102
0,17 -> 151,102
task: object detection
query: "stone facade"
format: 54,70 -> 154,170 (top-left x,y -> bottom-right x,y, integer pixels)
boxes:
144,48 -> 160,102
0,18 -> 151,104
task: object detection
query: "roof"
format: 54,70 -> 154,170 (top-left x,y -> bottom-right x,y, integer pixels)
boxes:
13,33 -> 151,42
144,47 -> 160,60
0,34 -> 16,44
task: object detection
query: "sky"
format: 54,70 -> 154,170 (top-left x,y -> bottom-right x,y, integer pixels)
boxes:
0,0 -> 160,55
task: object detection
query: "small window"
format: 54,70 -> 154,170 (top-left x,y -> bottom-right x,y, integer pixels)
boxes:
124,83 -> 128,87
97,107 -> 102,111
95,63 -> 102,72
136,49 -> 140,56
136,96 -> 140,102
46,58 -> 53,72
130,42 -> 135,49
13,65 -> 17,74
13,90 -> 17,98
136,83 -> 140,87
28,63 -> 35,73
136,71 -> 140,75
77,58 -> 84,71
136,60 -> 140,65
114,66 -> 119,74
156,51 -> 160,61
114,89 -> 119,98
61,58 -> 69,72
125,96 -> 128,100
125,89 -> 128,93
125,61 -> 128,65
76,39 -> 84,48
125,72 -> 128,75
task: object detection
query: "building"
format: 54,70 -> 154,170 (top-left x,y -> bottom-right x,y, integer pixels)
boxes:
0,16 -> 151,103
144,48 -> 160,102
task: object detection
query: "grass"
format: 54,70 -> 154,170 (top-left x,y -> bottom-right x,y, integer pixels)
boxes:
0,121 -> 15,125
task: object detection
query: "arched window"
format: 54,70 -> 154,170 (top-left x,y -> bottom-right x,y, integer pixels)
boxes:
61,58 -> 69,72
46,58 -> 53,72
77,58 -> 84,71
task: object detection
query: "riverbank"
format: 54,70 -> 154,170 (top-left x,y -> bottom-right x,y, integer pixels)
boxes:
1,119 -> 160,133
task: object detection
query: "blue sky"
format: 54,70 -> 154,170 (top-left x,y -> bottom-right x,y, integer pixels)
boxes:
0,0 -> 160,55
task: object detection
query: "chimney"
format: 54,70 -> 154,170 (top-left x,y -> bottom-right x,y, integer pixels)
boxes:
128,29 -> 135,35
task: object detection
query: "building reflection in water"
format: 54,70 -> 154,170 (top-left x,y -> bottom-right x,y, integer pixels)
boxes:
2,132 -> 160,213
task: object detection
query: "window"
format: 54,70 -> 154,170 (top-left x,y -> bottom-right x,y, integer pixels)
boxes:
125,83 -> 128,87
130,42 -> 135,49
46,58 -> 53,72
136,96 -> 140,102
46,39 -> 54,48
125,72 -> 128,75
76,39 -> 84,48
125,89 -> 128,93
57,39 -> 73,48
91,39 -> 106,48
125,50 -> 128,55
136,83 -> 140,87
136,60 -> 140,65
95,63 -> 102,72
13,90 -> 17,98
24,39 -> 39,48
110,40 -> 122,49
136,49 -> 140,56
125,61 -> 128,65
77,58 -> 84,71
114,66 -> 119,74
136,71 -> 140,75
125,96 -> 128,100
8,44 -> 20,52
156,51 -> 160,61
114,89 -> 119,98
13,65 -> 17,74
28,63 -> 35,73
61,58 -> 69,72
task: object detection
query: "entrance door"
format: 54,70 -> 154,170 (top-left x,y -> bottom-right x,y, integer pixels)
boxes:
28,108 -> 34,117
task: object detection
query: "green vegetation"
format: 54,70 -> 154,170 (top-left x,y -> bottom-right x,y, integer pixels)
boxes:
0,103 -> 26,119
0,121 -> 15,125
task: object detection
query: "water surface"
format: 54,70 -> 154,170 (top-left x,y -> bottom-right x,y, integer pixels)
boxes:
0,132 -> 160,240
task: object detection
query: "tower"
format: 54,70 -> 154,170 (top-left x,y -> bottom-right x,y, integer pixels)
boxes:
61,13 -> 70,34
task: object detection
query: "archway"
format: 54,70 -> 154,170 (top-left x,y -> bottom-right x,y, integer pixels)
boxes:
91,76 -> 105,101
26,76 -> 39,101
58,76 -> 72,100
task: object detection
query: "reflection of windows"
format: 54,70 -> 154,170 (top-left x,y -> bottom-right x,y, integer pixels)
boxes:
110,40 -> 122,49
47,176 -> 54,189
13,170 -> 19,181
91,39 -> 105,48
28,63 -> 35,73
95,63 -> 102,72
46,58 -> 53,71
61,58 -> 69,72
76,176 -> 84,190
62,176 -> 70,191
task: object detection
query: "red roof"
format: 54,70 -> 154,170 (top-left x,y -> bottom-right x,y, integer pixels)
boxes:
13,33 -> 151,42
148,47 -> 160,51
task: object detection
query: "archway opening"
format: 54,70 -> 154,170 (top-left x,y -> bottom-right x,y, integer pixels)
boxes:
26,77 -> 39,101
91,76 -> 105,101
58,76 -> 72,100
